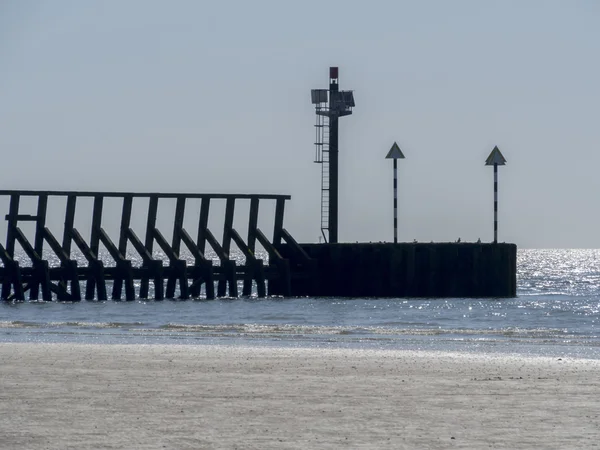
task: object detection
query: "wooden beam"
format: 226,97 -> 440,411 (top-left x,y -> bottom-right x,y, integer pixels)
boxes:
0,190 -> 291,201
34,194 -> 48,258
172,196 -> 186,257
273,197 -> 285,246
0,242 -> 13,266
222,197 -> 235,258
5,194 -> 20,259
281,228 -> 312,262
98,228 -> 125,262
140,196 -> 158,298
144,196 -> 158,255
197,197 -> 210,255
153,228 -> 178,262
205,228 -> 228,262
180,228 -> 206,262
43,228 -> 71,264
14,227 -> 41,262
3,214 -> 37,221
126,228 -> 153,263
256,228 -> 283,261
90,195 -> 104,261
119,195 -> 133,256
247,197 -> 259,254
70,228 -> 97,262
62,195 -> 76,257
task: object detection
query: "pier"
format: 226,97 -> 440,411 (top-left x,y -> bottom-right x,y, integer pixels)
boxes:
0,190 -> 314,301
0,68 -> 518,301
277,242 -> 517,298
0,189 -> 516,300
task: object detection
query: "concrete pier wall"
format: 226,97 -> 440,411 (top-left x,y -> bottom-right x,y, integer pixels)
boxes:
277,243 -> 517,298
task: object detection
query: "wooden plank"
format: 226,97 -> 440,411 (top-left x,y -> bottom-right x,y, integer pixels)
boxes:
230,229 -> 254,260
205,229 -> 228,262
140,196 -> 158,299
5,194 -> 20,259
273,197 -> 285,245
64,259 -> 81,301
62,195 -> 76,256
70,228 -> 97,262
126,228 -> 153,263
91,260 -> 108,301
14,227 -> 41,262
144,196 -> 159,255
0,242 -> 13,298
0,242 -> 13,266
118,195 -> 133,256
3,214 -> 37,221
180,228 -> 206,262
256,228 -> 283,261
197,197 -> 210,254
172,196 -> 186,257
89,195 -> 104,259
30,195 -> 47,301
43,228 -> 70,264
35,260 -> 52,301
34,194 -> 48,258
222,197 -> 235,258
11,262 -> 25,300
48,280 -> 72,301
99,228 -> 125,262
245,200 -> 259,297
0,190 -> 291,201
280,228 -> 312,262
230,228 -> 260,297
247,197 -> 259,254
153,228 -> 178,261
122,260 -> 135,300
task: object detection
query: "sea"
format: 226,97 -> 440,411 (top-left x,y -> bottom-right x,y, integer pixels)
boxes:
1,248 -> 600,359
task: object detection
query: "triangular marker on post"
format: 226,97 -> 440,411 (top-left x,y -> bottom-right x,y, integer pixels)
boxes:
485,146 -> 507,166
385,142 -> 405,159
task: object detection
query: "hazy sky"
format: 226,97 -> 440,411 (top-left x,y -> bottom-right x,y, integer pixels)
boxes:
1,1 -> 599,248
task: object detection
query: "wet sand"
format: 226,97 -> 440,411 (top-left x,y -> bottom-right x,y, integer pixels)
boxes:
1,343 -> 599,449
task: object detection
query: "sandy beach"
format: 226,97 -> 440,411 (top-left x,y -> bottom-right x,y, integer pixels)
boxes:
1,343 -> 599,449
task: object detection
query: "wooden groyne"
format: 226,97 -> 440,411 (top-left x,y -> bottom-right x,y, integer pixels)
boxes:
0,190 -> 517,300
277,242 -> 517,298
0,190 -> 314,301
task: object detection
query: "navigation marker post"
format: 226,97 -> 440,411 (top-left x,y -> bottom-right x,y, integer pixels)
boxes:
385,142 -> 405,243
485,146 -> 507,243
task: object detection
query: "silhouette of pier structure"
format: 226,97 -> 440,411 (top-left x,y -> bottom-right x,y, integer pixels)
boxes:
0,67 -> 518,301
0,190 -> 315,301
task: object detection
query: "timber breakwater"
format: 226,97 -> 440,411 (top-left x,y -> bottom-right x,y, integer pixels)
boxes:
0,190 -> 516,301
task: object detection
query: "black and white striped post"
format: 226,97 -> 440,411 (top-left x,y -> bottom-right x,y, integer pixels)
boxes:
385,142 -> 405,243
485,146 -> 507,243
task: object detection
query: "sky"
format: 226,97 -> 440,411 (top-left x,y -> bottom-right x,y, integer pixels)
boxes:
1,0 -> 599,248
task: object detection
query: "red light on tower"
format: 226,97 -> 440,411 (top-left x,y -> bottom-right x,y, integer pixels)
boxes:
329,67 -> 338,79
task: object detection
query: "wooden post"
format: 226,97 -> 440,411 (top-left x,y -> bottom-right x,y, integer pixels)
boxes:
140,195 -> 158,299
2,194 -> 19,298
218,198 -> 235,296
273,198 -> 285,246
30,194 -> 48,300
113,195 -> 133,300
222,198 -> 235,257
62,195 -> 76,257
85,195 -> 103,300
243,197 -> 259,295
166,196 -> 186,297
5,194 -> 20,258
197,197 -> 210,255
172,196 -> 185,256
119,195 -> 133,256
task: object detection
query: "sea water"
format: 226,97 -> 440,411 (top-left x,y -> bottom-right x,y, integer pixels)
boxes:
1,249 -> 599,358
